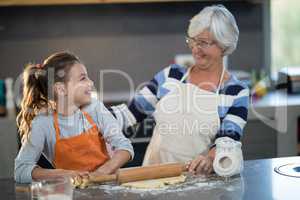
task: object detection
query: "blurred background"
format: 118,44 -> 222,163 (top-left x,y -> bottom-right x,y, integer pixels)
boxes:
0,0 -> 300,178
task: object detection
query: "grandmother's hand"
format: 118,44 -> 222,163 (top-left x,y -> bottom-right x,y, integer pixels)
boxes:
188,155 -> 214,175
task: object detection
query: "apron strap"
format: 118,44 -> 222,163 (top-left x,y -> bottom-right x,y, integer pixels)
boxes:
180,67 -> 191,82
53,111 -> 98,141
53,112 -> 61,140
216,66 -> 225,95
82,111 -> 97,128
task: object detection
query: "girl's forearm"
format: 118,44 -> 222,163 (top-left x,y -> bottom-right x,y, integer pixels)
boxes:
95,150 -> 131,174
31,167 -> 80,181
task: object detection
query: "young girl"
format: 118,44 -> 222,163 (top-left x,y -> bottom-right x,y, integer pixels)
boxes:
15,52 -> 134,183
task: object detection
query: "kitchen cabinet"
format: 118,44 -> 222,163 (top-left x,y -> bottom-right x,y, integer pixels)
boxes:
0,0 -> 263,7
0,0 -> 198,7
0,118 -> 18,178
242,118 -> 277,159
247,91 -> 300,158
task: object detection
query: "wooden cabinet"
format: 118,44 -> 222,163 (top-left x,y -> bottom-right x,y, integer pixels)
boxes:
0,0 -> 195,7
0,0 -> 262,7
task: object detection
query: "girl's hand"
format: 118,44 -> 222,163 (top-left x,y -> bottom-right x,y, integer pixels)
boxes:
89,165 -> 113,177
55,169 -> 89,179
188,155 -> 214,175
59,169 -> 89,187
89,150 -> 131,178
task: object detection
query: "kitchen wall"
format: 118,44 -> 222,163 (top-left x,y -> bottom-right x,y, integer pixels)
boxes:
0,1 -> 266,100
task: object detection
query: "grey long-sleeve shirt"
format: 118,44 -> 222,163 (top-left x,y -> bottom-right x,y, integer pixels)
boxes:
15,99 -> 134,183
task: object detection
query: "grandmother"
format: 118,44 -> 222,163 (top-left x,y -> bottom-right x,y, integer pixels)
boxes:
111,5 -> 249,175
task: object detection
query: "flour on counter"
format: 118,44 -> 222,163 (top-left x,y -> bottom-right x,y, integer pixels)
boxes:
86,174 -> 243,195
39,194 -> 71,200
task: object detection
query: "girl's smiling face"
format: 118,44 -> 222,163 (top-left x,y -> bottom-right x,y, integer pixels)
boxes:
65,63 -> 94,107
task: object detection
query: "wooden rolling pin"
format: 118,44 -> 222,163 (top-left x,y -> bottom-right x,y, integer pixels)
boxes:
89,162 -> 187,185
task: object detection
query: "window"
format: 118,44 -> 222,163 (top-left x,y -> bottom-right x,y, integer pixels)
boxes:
271,0 -> 300,78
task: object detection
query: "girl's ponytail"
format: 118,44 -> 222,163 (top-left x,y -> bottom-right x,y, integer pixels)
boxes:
17,52 -> 80,142
17,64 -> 49,141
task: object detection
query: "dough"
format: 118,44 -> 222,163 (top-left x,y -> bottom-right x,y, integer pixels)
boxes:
121,175 -> 186,189
71,176 -> 82,188
79,178 -> 90,189
71,176 -> 90,189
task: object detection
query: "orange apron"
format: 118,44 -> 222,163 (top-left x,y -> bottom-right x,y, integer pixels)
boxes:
53,111 -> 110,172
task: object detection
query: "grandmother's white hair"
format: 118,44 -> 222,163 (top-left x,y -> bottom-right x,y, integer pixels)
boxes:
188,5 -> 239,56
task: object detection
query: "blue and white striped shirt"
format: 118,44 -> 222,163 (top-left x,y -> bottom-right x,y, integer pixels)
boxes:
112,64 -> 249,141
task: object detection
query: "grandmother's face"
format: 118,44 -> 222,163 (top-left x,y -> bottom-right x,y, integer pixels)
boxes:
189,30 -> 223,70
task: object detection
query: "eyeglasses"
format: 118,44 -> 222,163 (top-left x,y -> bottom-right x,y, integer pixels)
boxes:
185,36 -> 215,49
